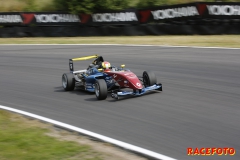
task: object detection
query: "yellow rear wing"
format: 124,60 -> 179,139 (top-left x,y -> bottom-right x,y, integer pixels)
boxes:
71,55 -> 98,61
69,55 -> 99,72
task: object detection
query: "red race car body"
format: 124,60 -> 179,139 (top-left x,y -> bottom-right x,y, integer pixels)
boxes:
104,70 -> 143,90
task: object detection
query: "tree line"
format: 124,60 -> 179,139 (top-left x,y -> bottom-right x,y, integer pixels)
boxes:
1,0 -> 240,13
54,0 -> 240,14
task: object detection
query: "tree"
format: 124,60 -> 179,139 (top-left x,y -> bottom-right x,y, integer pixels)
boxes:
53,0 -> 69,11
68,0 -> 95,14
93,0 -> 129,12
137,0 -> 168,8
53,0 -> 129,14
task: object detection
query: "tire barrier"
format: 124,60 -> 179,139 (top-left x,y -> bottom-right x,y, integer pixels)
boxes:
1,24 -> 240,37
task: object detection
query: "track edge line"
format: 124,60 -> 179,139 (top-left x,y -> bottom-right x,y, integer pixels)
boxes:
0,44 -> 239,50
0,104 -> 177,160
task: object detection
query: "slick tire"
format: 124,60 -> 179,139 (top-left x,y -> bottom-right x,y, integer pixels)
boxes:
95,79 -> 108,100
62,73 -> 75,91
143,71 -> 157,87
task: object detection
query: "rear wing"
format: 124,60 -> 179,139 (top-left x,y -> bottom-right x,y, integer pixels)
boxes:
69,55 -> 103,72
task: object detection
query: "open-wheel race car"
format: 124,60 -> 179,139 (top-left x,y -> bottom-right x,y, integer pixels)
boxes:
62,55 -> 162,100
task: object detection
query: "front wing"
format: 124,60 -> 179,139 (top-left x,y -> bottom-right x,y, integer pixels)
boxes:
111,83 -> 162,99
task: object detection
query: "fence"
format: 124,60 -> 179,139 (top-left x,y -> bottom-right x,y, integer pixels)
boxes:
1,2 -> 240,37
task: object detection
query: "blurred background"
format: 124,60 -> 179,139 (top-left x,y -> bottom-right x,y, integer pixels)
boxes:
1,0 -> 240,13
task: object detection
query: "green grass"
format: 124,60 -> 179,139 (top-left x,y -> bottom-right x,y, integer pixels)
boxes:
0,0 -> 55,12
0,35 -> 239,48
0,110 -> 103,160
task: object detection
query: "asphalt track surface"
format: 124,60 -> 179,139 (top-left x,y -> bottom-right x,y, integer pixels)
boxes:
0,45 -> 240,160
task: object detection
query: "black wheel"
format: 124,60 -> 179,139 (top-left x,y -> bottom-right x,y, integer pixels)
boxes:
143,71 -> 157,87
62,73 -> 75,91
95,79 -> 108,100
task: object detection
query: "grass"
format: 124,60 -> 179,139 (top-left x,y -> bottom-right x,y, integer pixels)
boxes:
0,0 -> 55,12
0,110 -> 103,160
0,0 -> 26,12
0,35 -> 239,48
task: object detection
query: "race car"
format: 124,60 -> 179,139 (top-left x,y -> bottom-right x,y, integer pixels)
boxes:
62,55 -> 162,100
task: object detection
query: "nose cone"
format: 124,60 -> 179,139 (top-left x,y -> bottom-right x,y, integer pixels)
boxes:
134,82 -> 143,89
123,72 -> 143,89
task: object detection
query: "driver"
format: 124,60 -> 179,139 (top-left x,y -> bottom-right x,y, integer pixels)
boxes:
86,61 -> 111,75
101,61 -> 111,71
87,55 -> 111,69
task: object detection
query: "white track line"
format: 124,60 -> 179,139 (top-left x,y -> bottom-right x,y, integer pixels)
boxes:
0,105 -> 177,160
0,44 -> 239,50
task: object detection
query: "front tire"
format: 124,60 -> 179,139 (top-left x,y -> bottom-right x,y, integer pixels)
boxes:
62,73 -> 75,91
95,79 -> 108,100
143,71 -> 157,87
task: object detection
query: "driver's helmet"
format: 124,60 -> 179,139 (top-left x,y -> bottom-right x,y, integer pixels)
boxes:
102,61 -> 111,69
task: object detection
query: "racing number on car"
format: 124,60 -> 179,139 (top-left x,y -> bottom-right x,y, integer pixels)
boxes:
113,74 -> 117,78
136,83 -> 141,87
70,64 -> 73,70
69,60 -> 74,71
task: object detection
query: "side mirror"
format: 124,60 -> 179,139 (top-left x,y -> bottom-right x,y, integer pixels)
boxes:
98,68 -> 103,72
121,64 -> 125,68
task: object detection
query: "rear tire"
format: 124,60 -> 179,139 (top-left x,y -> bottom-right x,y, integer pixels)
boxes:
95,79 -> 108,100
143,71 -> 157,87
62,73 -> 75,91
